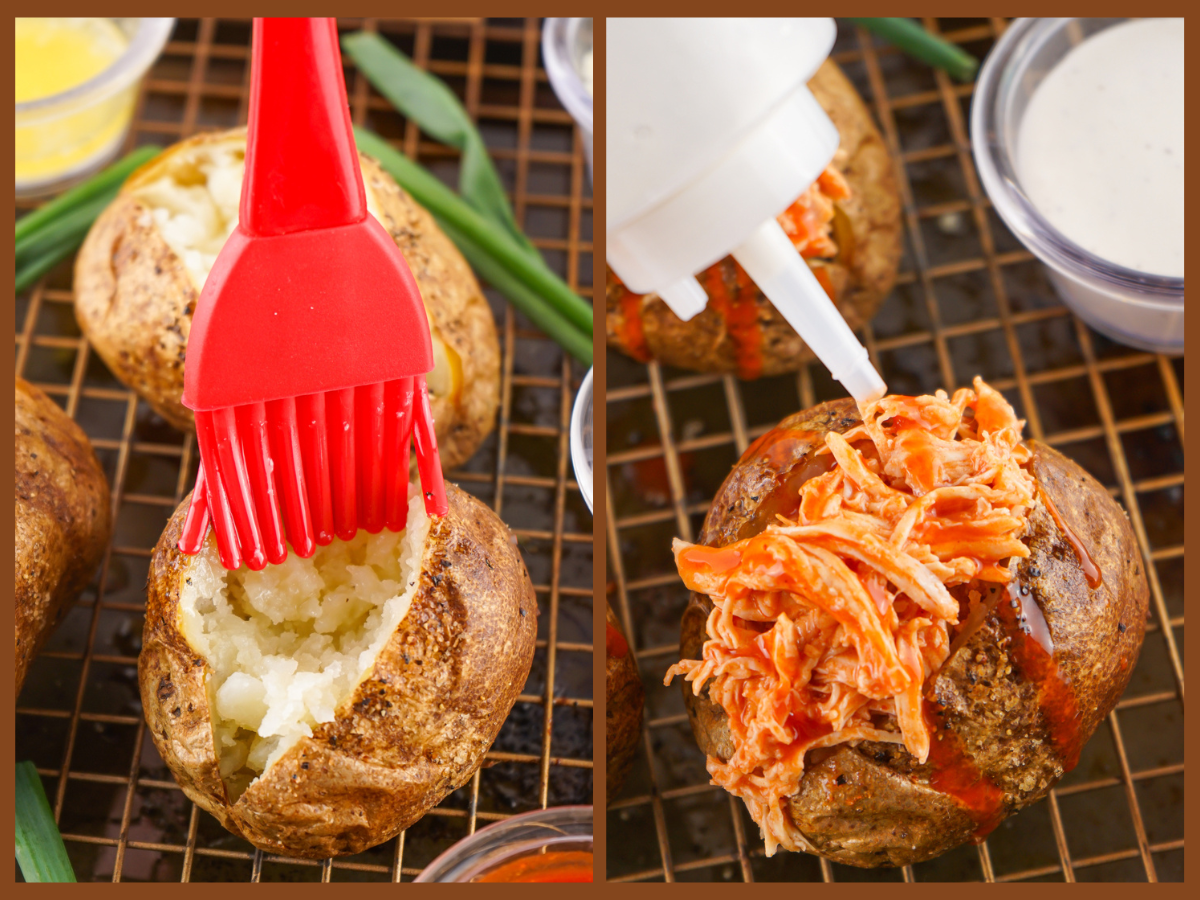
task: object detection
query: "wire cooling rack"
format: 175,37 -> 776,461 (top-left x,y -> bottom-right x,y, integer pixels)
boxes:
15,17 -> 593,882
605,18 -> 1183,883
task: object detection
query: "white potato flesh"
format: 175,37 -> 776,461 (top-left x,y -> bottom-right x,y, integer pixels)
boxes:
128,139 -> 456,399
179,489 -> 431,799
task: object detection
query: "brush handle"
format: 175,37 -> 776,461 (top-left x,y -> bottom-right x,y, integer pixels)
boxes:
243,17 -> 366,236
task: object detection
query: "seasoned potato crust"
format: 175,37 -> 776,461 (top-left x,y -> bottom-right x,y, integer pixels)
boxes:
15,378 -> 111,699
605,601 -> 644,805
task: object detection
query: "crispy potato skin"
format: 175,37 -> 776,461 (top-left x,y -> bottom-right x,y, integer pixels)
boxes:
139,483 -> 537,859
679,399 -> 1149,866
15,379 -> 111,699
605,601 -> 644,805
606,61 -> 902,377
74,129 -> 500,471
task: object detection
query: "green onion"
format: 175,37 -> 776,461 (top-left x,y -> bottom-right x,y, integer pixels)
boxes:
15,145 -> 160,244
15,145 -> 161,294
436,216 -> 592,366
354,126 -> 593,344
15,194 -> 111,269
342,32 -> 539,260
849,18 -> 980,82
15,240 -> 78,294
341,34 -> 592,363
16,761 -> 75,883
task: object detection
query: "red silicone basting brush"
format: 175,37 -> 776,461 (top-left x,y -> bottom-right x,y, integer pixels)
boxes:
176,17 -> 447,571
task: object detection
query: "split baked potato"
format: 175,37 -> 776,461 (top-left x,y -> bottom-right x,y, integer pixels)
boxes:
139,482 -> 537,859
674,391 -> 1149,867
15,378 -> 111,699
605,600 -> 643,805
75,128 -> 500,471
606,60 -> 902,378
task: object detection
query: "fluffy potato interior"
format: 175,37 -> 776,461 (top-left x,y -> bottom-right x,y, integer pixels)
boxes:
178,491 -> 431,800
127,140 -> 459,402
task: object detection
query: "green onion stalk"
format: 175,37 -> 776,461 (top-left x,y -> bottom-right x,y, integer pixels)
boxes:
16,761 -> 75,883
15,145 -> 160,293
848,18 -> 980,83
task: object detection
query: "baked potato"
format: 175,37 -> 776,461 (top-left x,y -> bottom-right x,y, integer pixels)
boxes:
15,379 -> 111,700
606,600 -> 644,805
606,60 -> 902,379
75,128 -> 500,471
670,381 -> 1148,866
139,482 -> 537,859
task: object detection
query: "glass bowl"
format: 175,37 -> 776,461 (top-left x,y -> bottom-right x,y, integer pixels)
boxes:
413,805 -> 593,882
570,367 -> 594,513
542,17 -> 593,181
16,17 -> 174,197
971,17 -> 1183,354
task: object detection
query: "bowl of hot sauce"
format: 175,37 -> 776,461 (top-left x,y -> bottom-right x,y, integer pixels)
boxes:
413,805 -> 593,883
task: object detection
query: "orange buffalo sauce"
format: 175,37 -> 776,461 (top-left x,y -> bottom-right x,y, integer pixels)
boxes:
605,622 -> 629,659
706,261 -> 764,380
609,282 -> 657,367
677,544 -> 743,576
811,265 -> 837,303
475,850 -> 593,883
740,426 -> 821,470
923,702 -> 1006,840
1000,578 -> 1085,772
612,284 -> 652,362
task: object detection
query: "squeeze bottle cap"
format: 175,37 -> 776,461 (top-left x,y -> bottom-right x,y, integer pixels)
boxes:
607,18 -> 887,404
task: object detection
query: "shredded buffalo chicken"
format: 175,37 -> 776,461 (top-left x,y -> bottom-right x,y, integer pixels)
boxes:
666,378 -> 1036,855
776,164 -> 850,260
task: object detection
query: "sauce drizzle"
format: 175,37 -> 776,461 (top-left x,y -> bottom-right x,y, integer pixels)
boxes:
706,261 -> 764,380
1039,489 -> 1102,588
998,577 -> 1085,771
922,702 -> 1006,840
605,622 -> 629,659
613,286 -> 652,362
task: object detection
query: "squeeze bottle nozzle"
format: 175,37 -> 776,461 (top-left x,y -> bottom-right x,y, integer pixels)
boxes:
732,219 -> 886,403
606,18 -> 887,405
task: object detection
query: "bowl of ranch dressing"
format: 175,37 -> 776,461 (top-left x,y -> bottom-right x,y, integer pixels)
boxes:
972,18 -> 1184,354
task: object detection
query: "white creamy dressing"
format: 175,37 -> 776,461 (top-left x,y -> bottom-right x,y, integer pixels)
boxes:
1017,18 -> 1184,277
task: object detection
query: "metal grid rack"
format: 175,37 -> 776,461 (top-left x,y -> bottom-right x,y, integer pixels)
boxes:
15,17 -> 593,882
605,18 -> 1183,883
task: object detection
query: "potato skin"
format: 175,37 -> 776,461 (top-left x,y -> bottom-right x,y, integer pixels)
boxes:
15,379 -> 111,699
74,129 -> 500,471
605,601 -> 644,805
606,61 -> 902,377
679,399 -> 1149,866
139,483 -> 537,859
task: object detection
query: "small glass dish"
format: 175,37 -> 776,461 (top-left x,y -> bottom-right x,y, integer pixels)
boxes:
16,17 -> 174,198
971,18 -> 1183,355
542,17 -> 593,181
570,367 -> 594,513
413,805 -> 593,882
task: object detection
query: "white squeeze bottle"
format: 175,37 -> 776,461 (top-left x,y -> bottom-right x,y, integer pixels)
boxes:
607,18 -> 886,404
